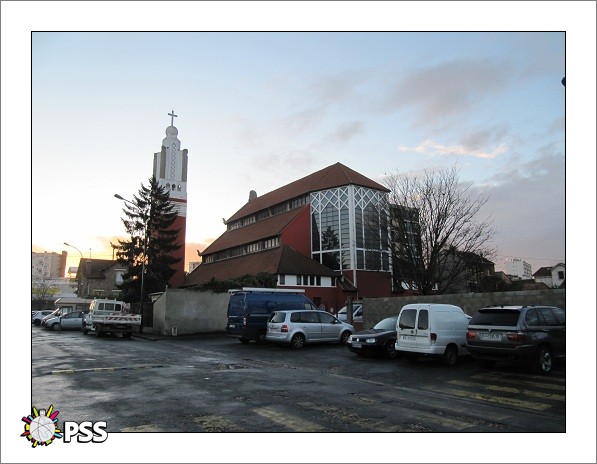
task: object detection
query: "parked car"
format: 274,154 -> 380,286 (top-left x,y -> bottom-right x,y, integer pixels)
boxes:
466,305 -> 565,375
395,303 -> 470,366
32,310 -> 53,326
43,310 -> 86,331
227,289 -> 319,344
40,309 -> 61,327
337,303 -> 363,323
266,309 -> 355,349
348,316 -> 399,359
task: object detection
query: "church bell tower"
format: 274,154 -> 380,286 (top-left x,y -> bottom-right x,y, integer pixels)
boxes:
153,110 -> 188,287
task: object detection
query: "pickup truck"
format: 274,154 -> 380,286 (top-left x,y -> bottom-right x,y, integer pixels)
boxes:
82,299 -> 141,338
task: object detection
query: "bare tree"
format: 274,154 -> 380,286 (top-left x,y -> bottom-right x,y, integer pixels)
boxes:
383,165 -> 495,294
31,276 -> 61,303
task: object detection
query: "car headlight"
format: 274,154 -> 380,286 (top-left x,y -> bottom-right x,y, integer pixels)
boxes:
365,338 -> 376,344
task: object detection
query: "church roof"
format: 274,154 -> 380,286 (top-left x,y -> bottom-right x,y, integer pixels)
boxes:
201,207 -> 305,256
227,162 -> 389,223
182,245 -> 337,287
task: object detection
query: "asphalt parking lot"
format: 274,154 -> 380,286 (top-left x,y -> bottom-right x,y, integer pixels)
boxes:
31,326 -> 565,433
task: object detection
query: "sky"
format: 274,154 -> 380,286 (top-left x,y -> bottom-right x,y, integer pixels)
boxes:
28,30 -> 568,275
2,1 -> 596,463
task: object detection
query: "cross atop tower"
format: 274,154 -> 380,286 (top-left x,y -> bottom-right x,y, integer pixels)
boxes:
168,110 -> 178,127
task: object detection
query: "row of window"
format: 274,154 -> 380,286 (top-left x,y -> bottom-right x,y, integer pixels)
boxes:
203,237 -> 280,264
278,274 -> 335,287
227,195 -> 309,231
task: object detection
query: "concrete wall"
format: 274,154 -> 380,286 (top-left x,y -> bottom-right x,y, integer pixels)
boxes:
362,289 -> 566,329
149,288 -> 229,336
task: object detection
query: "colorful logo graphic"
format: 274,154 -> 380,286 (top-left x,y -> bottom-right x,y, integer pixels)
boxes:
21,405 -> 62,448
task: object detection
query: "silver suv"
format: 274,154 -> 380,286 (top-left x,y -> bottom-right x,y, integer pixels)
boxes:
266,310 -> 355,349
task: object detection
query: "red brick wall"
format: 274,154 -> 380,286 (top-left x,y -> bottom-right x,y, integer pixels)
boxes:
168,214 -> 186,288
280,206 -> 311,257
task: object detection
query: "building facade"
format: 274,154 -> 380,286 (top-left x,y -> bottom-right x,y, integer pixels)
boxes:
184,162 -> 394,311
74,258 -> 127,299
32,251 -> 67,279
152,110 -> 188,287
533,263 -> 565,288
506,258 -> 533,279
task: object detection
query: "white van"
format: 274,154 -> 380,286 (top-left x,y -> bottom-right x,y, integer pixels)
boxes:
394,303 -> 469,366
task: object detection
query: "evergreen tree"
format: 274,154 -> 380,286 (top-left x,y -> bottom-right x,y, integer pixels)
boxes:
113,176 -> 181,304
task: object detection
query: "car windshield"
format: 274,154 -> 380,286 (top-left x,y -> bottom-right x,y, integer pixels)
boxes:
469,308 -> 521,326
373,317 -> 398,331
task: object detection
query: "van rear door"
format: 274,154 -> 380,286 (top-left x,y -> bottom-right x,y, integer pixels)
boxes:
414,309 -> 431,348
397,308 -> 418,349
227,294 -> 246,337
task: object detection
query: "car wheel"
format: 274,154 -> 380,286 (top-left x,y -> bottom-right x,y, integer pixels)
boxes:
384,340 -> 398,359
477,359 -> 496,369
291,333 -> 305,349
51,323 -> 61,331
442,346 -> 458,366
122,332 -> 132,339
532,346 -> 553,375
340,331 -> 352,344
239,338 -> 250,344
82,328 -> 89,335
95,329 -> 103,338
33,320 -> 41,326
406,353 -> 419,363
255,331 -> 267,345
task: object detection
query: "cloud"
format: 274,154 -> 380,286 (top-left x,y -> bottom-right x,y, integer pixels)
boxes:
322,121 -> 365,146
380,58 -> 511,127
472,148 -> 565,272
399,139 -> 507,159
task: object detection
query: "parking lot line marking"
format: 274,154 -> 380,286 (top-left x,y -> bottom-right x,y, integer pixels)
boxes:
449,380 -> 565,401
193,415 -> 245,432
470,374 -> 566,391
120,424 -> 162,432
423,386 -> 552,411
253,406 -> 327,432
52,369 -> 75,375
299,402 -> 414,432
357,397 -> 378,405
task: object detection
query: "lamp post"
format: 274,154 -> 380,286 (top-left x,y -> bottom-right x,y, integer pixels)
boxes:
115,194 -> 148,333
64,242 -> 84,296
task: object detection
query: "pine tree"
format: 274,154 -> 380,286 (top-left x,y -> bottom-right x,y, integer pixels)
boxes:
113,176 -> 181,304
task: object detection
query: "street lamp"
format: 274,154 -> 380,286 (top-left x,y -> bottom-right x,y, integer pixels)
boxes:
64,242 -> 84,296
115,193 -> 148,333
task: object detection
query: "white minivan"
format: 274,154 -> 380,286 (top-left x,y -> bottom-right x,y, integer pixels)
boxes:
394,303 -> 469,366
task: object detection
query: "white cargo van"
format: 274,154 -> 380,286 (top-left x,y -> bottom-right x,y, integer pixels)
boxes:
394,303 -> 469,366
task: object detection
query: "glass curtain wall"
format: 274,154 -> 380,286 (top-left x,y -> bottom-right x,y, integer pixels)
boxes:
311,186 -> 390,272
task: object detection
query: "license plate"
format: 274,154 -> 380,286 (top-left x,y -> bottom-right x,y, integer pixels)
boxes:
401,335 -> 416,341
351,342 -> 362,348
480,333 -> 502,341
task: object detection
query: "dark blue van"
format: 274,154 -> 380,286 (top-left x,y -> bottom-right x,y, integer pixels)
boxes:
226,288 -> 318,344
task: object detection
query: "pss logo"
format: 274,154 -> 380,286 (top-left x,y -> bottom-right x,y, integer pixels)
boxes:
22,405 -> 107,448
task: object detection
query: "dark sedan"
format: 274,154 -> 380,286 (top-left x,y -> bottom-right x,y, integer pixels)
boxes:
347,316 -> 399,359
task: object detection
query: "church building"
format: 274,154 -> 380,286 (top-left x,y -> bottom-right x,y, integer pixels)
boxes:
152,111 -> 188,287
183,162 -> 394,310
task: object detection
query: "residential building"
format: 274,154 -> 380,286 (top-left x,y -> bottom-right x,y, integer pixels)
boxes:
533,263 -> 565,288
506,258 -> 533,279
438,249 -> 495,293
74,258 -> 127,299
390,205 -> 423,292
31,251 -> 67,279
183,162 -> 394,310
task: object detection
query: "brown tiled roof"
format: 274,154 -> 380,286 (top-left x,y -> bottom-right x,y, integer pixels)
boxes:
201,207 -> 305,255
533,266 -> 552,277
182,245 -> 337,287
227,162 -> 389,222
76,259 -> 119,279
